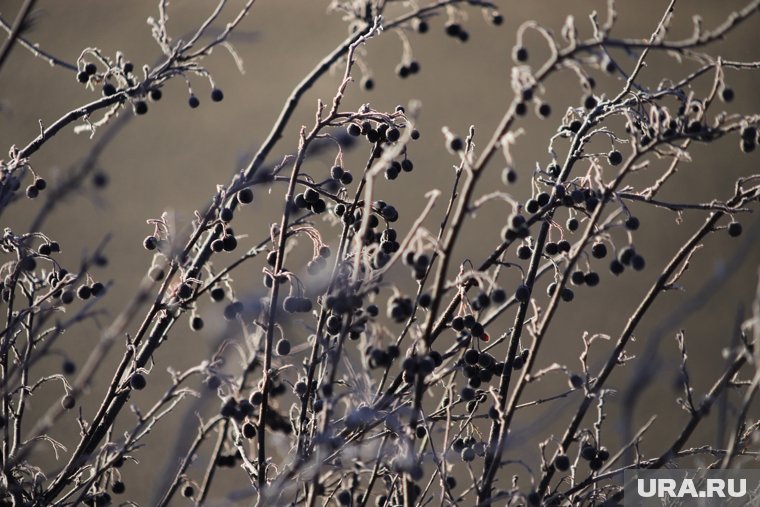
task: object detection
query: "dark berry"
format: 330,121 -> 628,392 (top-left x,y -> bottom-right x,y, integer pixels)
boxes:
566,374 -> 583,391
568,120 -> 582,133
211,88 -> 224,102
554,454 -> 571,471
741,126 -> 757,141
445,23 -> 461,37
221,234 -> 237,252
61,394 -> 76,410
177,283 -> 193,299
537,102 -> 551,117
276,338 -> 291,356
223,301 -> 242,320
190,315 -> 204,331
515,284 -> 530,303
188,95 -> 200,108
243,422 -> 257,439
210,287 -> 225,301
490,288 -> 507,304
347,123 -> 361,136
249,390 -> 263,405
61,289 -> 75,304
93,171 -> 109,188
513,46 -> 528,62
91,282 -> 106,297
381,205 -> 398,222
449,137 -> 464,152
304,188 -> 319,204
18,256 -> 36,272
133,101 -> 148,115
728,221 -> 742,237
143,235 -> 158,250
129,373 -> 146,390
337,490 -> 352,505
581,444 -> 597,461
591,243 -> 607,259
464,349 -> 480,365
220,207 -> 233,222
512,355 -> 525,370
77,285 -> 91,300
236,188 -> 254,204
283,297 -> 300,313
503,167 -> 517,184
619,246 -> 635,265
62,360 -> 76,375
602,57 -> 616,73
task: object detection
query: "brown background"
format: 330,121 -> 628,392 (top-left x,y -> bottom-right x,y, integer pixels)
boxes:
1,0 -> 759,504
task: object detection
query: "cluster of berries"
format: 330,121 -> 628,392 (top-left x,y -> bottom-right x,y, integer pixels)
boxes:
452,435 -> 487,463
24,176 -> 46,199
401,351 -> 444,383
295,187 -> 328,214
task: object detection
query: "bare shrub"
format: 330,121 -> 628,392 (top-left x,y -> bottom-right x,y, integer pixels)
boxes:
1,0 -> 760,505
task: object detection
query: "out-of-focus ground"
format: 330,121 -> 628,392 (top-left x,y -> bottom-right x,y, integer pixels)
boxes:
1,0 -> 759,504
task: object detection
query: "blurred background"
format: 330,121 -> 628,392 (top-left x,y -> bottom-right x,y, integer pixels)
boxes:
1,0 -> 759,504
